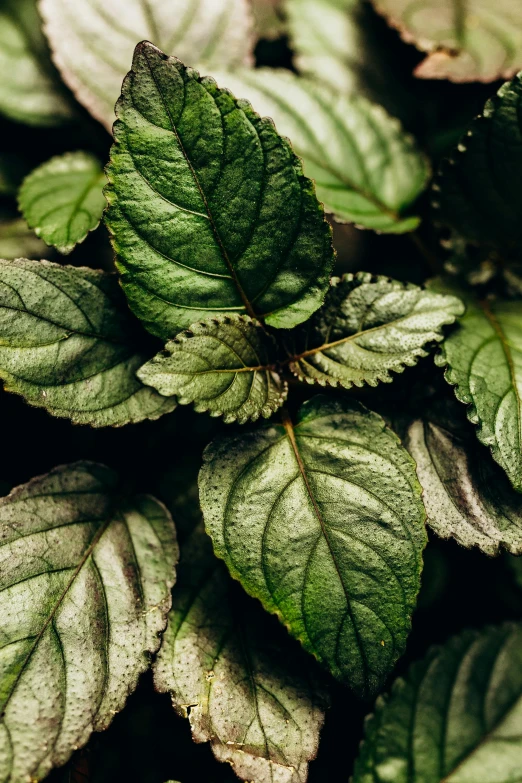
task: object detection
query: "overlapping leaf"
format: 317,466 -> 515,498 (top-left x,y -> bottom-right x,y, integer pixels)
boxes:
287,273 -> 463,389
0,462 -> 178,783
105,43 -> 333,338
220,68 -> 428,232
353,623 -> 522,782
154,525 -> 328,783
200,396 -> 427,697
19,152 -> 106,254
0,259 -> 177,426
138,315 -> 286,424
0,219 -> 49,260
40,0 -> 254,130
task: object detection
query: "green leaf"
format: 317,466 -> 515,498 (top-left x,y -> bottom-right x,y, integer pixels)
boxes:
0,218 -> 49,260
287,273 -> 463,389
154,525 -> 328,783
0,258 -> 177,426
0,0 -> 73,126
353,623 -> 522,783
137,315 -> 287,424
18,152 -> 106,255
105,43 -> 334,338
212,69 -> 429,232
372,0 -> 522,82
433,74 -> 522,246
251,0 -> 285,40
199,395 -> 427,697
0,462 -> 178,783
405,399 -> 522,555
40,0 -> 254,130
433,280 -> 522,493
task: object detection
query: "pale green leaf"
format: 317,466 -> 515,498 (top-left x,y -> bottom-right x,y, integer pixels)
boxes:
251,0 -> 284,40
138,315 -> 287,424
105,43 -> 334,338
213,69 -> 429,232
287,273 -> 463,389
154,525 -> 328,783
18,152 -> 106,255
0,218 -> 49,260
0,0 -> 73,126
372,0 -> 522,82
353,623 -> 522,783
0,462 -> 178,783
0,258 -> 177,426
40,0 -> 254,130
200,396 -> 427,697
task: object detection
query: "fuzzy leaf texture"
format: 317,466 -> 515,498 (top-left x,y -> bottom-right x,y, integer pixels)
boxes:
0,462 -> 178,783
200,396 -> 427,698
353,623 -> 522,782
138,315 -> 286,424
433,281 -> 522,493
18,152 -> 106,254
372,0 -> 522,82
105,43 -> 334,338
39,0 -> 254,130
214,69 -> 429,232
433,73 -> 522,246
0,259 -> 177,426
154,525 -> 328,783
287,273 -> 463,389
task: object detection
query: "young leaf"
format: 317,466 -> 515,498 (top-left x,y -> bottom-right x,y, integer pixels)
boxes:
137,315 -> 287,424
214,69 -> 429,232
199,396 -> 427,698
372,0 -> 522,82
433,74 -> 522,246
0,0 -> 73,126
433,281 -> 522,493
0,218 -> 49,260
353,623 -> 522,782
105,43 -> 334,338
0,462 -> 178,783
18,152 -> 106,254
154,525 -> 328,783
39,0 -> 254,130
0,259 -> 177,426
287,273 -> 464,389
406,399 -> 522,555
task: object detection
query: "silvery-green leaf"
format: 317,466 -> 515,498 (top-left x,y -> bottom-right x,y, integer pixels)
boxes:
0,219 -> 49,259
0,462 -> 178,783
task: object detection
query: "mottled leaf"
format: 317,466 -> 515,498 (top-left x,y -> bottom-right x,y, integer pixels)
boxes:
200,396 -> 427,697
0,462 -> 178,783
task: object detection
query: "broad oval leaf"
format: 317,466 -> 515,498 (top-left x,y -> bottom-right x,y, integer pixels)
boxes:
105,43 -> 334,338
200,395 -> 427,697
18,152 -> 106,254
154,525 -> 328,783
0,462 -> 178,783
287,273 -> 464,389
433,74 -> 522,246
0,259 -> 177,426
214,69 -> 429,232
372,0 -> 522,82
39,0 -> 254,130
138,315 -> 287,424
353,623 -> 522,782
433,281 -> 522,493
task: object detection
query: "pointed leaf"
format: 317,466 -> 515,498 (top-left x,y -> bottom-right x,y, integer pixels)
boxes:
200,396 -> 427,697
213,69 -> 429,232
353,623 -> 522,783
288,273 -> 463,389
0,259 -> 177,426
18,152 -> 106,254
105,43 -> 334,338
138,315 -> 287,424
40,0 -> 254,130
0,462 -> 178,783
372,0 -> 522,82
154,525 -> 328,783
0,219 -> 49,260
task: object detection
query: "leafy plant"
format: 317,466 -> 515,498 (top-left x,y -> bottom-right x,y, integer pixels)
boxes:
1,2 -> 522,782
